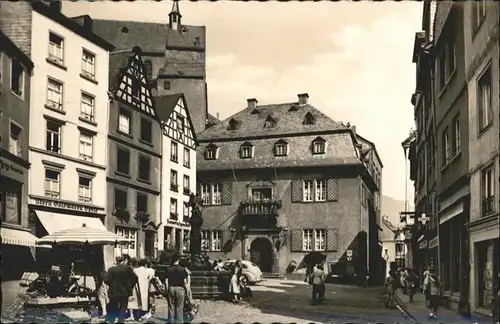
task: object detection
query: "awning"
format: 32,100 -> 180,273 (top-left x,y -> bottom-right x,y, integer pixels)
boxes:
1,227 -> 49,248
35,210 -> 106,234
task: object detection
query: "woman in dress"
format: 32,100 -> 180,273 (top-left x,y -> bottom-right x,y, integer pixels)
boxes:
126,258 -> 140,320
128,259 -> 154,320
229,261 -> 241,303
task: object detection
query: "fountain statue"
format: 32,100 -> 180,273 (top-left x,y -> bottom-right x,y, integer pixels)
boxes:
187,193 -> 212,270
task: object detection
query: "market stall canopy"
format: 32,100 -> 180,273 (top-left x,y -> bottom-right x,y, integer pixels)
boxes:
1,227 -> 51,248
34,211 -> 106,234
36,223 -> 130,245
297,251 -> 328,270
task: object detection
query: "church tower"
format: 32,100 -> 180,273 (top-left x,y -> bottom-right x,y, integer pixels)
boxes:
168,0 -> 181,31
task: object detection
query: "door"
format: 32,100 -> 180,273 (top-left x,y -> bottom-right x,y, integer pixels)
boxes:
251,188 -> 272,201
250,237 -> 274,273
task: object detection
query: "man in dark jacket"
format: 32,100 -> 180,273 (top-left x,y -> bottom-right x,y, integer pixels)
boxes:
105,255 -> 138,323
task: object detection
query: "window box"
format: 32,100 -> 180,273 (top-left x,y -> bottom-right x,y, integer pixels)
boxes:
113,207 -> 130,222
170,212 -> 178,220
171,184 -> 179,192
135,211 -> 150,223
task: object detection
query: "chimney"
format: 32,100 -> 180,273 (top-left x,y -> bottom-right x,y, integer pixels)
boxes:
350,125 -> 356,134
216,112 -> 220,120
247,98 -> 258,109
297,93 -> 309,105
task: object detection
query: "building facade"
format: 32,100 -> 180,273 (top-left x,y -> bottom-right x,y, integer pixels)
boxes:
463,0 -> 500,316
0,31 -> 36,280
196,94 -> 383,279
106,47 -> 162,264
155,94 -> 197,254
0,1 -> 115,267
90,0 -> 210,134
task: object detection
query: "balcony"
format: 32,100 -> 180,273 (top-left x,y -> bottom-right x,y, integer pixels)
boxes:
239,200 -> 282,230
482,196 -> 495,216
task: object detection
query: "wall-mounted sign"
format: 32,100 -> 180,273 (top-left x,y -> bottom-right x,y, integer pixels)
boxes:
31,197 -> 99,214
166,218 -> 190,228
429,236 -> 439,249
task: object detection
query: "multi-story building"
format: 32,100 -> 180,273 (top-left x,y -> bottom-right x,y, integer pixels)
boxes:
155,93 -> 197,254
196,94 -> 383,279
463,0 -> 499,316
106,46 -> 162,264
90,0 -> 210,134
0,1 -> 115,266
0,31 -> 35,280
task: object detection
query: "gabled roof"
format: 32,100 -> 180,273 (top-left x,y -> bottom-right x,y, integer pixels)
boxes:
155,93 -> 198,143
0,31 -> 34,71
198,102 -> 345,141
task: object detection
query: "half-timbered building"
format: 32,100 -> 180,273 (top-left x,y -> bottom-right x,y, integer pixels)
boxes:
106,46 -> 162,264
155,93 -> 197,254
197,93 -> 383,280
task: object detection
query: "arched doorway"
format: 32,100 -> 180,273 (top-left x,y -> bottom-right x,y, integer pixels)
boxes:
250,237 -> 274,273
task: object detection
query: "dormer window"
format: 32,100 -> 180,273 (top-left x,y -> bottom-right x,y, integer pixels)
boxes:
303,112 -> 315,125
240,142 -> 254,159
205,143 -> 218,160
227,118 -> 240,130
264,116 -> 276,128
274,140 -> 288,156
312,137 -> 326,154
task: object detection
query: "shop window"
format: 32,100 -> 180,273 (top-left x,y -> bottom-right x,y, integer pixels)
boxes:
0,178 -> 22,225
477,240 -> 496,308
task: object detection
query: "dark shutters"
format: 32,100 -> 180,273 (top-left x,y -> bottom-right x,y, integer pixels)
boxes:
291,180 -> 303,202
290,229 -> 302,252
221,229 -> 233,252
221,183 -> 233,205
327,178 -> 339,201
326,228 -> 338,252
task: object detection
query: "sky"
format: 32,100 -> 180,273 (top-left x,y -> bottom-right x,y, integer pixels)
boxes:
63,0 -> 420,203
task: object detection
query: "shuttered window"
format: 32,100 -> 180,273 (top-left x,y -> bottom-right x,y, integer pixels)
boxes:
199,182 -> 232,205
290,228 -> 338,252
292,178 -> 339,202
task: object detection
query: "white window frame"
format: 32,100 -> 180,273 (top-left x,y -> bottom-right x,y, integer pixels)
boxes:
201,184 -> 211,205
10,58 -> 24,98
201,231 -> 211,251
47,78 -> 63,111
211,231 -> 222,251
212,183 -> 222,205
81,49 -> 95,78
78,176 -> 92,203
240,145 -> 253,158
118,109 -> 131,134
183,202 -> 189,218
9,122 -> 22,156
171,141 -> 178,162
115,227 -> 137,258
315,179 -> 326,201
303,180 -> 314,202
275,143 -> 287,156
46,121 -> 61,154
302,229 -> 313,251
314,229 -> 326,251
183,175 -> 190,192
183,147 -> 190,167
80,92 -> 95,122
79,132 -> 93,162
44,169 -> 60,198
443,129 -> 450,164
205,147 -> 216,160
48,32 -> 64,64
478,65 -> 492,131
170,198 -> 178,216
453,116 -> 460,155
313,140 -> 325,154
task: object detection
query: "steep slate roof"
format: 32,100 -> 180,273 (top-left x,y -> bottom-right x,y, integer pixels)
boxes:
91,19 -> 205,53
108,50 -> 134,91
155,93 -> 183,123
197,103 -> 346,141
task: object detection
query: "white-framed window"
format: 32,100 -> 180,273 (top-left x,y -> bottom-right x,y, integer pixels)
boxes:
170,198 -> 178,218
47,78 -> 63,110
48,32 -> 64,64
478,65 -> 492,131
115,226 -> 137,258
303,180 -> 314,202
200,183 -> 222,205
482,165 -> 495,216
9,122 -> 22,156
183,147 -> 190,167
78,176 -> 92,203
183,202 -> 189,218
442,128 -> 450,165
200,230 -> 222,251
44,169 -> 60,198
211,231 -> 222,251
312,140 -> 326,154
81,49 -> 95,78
452,115 -> 460,156
79,133 -> 93,161
240,145 -> 253,159
205,147 -> 216,160
315,179 -> 326,201
171,141 -> 178,162
438,40 -> 456,90
183,175 -> 190,193
170,170 -> 178,191
201,231 -> 211,251
46,120 -> 61,153
302,229 -> 313,251
314,229 -> 326,251
303,179 -> 326,202
275,143 -> 287,156
80,92 -> 95,122
472,0 -> 487,33
10,58 -> 24,98
118,107 -> 131,134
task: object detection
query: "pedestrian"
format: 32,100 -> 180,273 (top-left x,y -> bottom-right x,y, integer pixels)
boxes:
229,261 -> 242,303
493,273 -> 499,324
310,263 -> 326,305
105,255 -> 138,323
128,258 -> 154,320
384,266 -> 399,308
96,270 -> 110,319
142,259 -> 161,320
405,268 -> 418,303
165,253 -> 187,324
180,258 -> 197,323
423,266 -> 441,319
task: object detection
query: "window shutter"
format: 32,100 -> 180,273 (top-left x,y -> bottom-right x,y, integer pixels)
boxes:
290,229 -> 302,252
327,178 -> 339,201
221,229 -> 233,252
326,228 -> 338,252
221,182 -> 233,205
291,180 -> 303,202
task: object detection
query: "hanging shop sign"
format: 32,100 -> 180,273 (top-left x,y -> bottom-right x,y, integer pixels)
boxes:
429,236 -> 439,249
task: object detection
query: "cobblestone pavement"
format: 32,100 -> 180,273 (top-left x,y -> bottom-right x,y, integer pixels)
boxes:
395,289 -> 493,324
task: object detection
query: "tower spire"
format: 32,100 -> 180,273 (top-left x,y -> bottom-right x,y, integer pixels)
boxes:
169,0 -> 182,31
